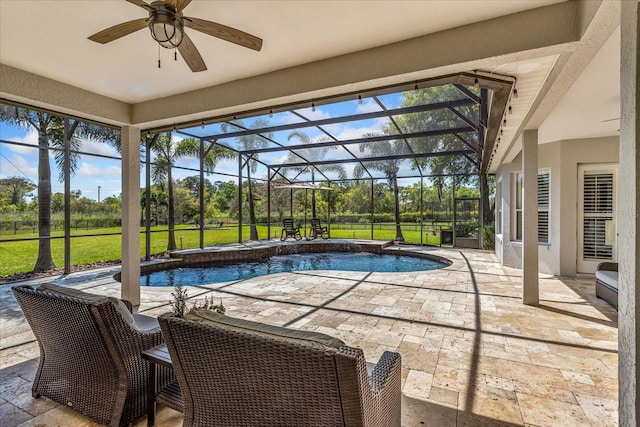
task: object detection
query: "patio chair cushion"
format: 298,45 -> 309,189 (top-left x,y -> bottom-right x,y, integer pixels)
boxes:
186,308 -> 345,350
595,270 -> 618,291
37,282 -> 136,326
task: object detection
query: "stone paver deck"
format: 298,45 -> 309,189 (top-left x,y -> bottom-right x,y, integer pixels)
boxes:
0,244 -> 618,426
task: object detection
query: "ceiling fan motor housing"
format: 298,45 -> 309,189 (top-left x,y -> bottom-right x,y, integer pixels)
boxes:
148,1 -> 183,48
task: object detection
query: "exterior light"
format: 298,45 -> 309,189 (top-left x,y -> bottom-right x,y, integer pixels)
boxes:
474,77 -> 480,88
358,95 -> 362,104
311,102 -> 316,112
148,7 -> 184,49
508,105 -> 513,114
269,109 -> 273,118
513,88 -> 519,99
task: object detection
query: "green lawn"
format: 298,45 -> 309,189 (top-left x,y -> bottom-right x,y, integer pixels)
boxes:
0,223 -> 442,276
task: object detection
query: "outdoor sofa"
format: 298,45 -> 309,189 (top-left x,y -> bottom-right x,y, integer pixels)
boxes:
158,309 -> 402,426
595,262 -> 618,309
12,283 -> 174,427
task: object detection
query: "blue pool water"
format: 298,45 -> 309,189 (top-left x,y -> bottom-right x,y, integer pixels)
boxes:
141,251 -> 446,287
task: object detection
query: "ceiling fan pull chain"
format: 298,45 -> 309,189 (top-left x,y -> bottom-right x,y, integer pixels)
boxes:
158,44 -> 161,69
174,48 -> 177,62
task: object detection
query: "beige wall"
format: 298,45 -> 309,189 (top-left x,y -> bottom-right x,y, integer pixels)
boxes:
496,136 -> 618,276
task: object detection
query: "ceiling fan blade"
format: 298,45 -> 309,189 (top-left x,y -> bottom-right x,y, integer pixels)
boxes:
126,0 -> 154,12
165,0 -> 192,13
178,33 -> 207,72
88,18 -> 148,44
184,17 -> 262,51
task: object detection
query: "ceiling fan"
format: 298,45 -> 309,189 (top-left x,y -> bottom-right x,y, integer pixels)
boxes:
88,0 -> 262,72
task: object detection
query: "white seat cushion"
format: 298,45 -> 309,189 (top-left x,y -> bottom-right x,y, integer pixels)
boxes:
596,270 -> 618,291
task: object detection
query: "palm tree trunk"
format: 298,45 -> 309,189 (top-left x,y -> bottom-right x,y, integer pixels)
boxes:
33,127 -> 55,272
247,167 -> 259,240
392,177 -> 404,242
480,173 -> 494,224
167,167 -> 177,251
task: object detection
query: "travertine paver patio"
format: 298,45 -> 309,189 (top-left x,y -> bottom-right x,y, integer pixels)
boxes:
0,245 -> 618,426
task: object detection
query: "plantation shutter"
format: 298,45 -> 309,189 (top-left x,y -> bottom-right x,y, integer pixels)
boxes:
537,172 -> 549,244
582,173 -> 614,260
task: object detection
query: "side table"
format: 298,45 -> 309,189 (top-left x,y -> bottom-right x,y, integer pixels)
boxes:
142,344 -> 183,426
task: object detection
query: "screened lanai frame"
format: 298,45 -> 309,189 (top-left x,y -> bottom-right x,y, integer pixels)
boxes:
0,71 -> 515,273
142,72 -> 515,250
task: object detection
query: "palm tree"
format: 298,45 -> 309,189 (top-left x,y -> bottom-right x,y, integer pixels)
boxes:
221,118 -> 273,241
285,130 -> 346,218
140,187 -> 168,226
150,133 -> 190,251
0,106 -> 120,272
150,133 -> 231,250
353,135 -> 406,242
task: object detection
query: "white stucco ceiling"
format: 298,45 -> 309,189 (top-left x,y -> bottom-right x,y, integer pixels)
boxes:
538,26 -> 621,143
0,0 -> 564,103
0,0 -> 622,172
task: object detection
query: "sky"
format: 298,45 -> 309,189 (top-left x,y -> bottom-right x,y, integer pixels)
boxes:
0,91 -> 427,203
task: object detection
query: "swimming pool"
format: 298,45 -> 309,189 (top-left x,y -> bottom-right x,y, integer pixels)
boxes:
141,251 -> 447,287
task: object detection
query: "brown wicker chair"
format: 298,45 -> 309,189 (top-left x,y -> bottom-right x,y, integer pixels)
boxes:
12,284 -> 174,427
158,310 -> 401,427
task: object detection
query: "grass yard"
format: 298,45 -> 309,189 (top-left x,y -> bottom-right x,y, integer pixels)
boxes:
0,223 -> 443,276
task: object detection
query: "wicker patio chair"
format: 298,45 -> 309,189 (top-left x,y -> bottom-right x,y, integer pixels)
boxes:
158,310 -> 401,427
12,283 -> 175,427
280,217 -> 302,241
310,217 -> 329,239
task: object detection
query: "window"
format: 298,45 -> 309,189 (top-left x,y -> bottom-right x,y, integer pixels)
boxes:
537,171 -> 550,244
582,171 -> 614,259
514,173 -> 523,240
513,170 -> 549,244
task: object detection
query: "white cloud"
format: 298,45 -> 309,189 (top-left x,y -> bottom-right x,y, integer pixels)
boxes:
0,154 -> 38,180
333,125 -> 382,141
77,162 -> 121,177
174,155 -> 199,169
274,111 -> 305,126
81,138 -> 119,157
210,158 -> 238,178
295,106 -> 332,121
7,128 -> 39,153
356,99 -> 382,114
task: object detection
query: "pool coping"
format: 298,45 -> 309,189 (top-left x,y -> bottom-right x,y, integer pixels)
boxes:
114,239 -> 455,283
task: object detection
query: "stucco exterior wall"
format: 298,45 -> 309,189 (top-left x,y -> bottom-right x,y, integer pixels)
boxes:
495,136 -> 618,276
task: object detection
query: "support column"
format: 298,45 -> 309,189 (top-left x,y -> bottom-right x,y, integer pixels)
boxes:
238,155 -> 243,243
63,119 -> 71,274
619,1 -> 639,424
121,126 -> 141,307
522,130 -> 539,305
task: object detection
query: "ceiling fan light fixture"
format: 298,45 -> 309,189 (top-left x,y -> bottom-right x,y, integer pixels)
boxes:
148,9 -> 183,49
